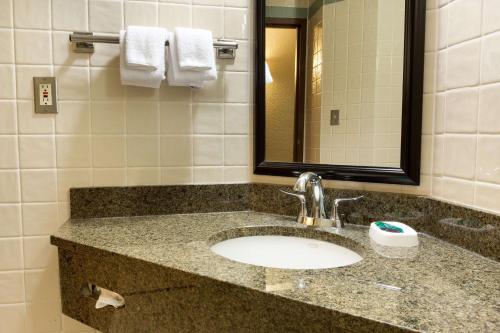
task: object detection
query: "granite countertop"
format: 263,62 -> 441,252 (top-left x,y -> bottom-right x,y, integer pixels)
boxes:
51,211 -> 500,332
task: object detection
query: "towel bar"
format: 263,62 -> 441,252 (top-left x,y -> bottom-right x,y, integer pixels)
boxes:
69,32 -> 238,59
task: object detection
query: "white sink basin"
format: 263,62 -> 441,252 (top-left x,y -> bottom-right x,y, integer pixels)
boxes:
210,235 -> 362,269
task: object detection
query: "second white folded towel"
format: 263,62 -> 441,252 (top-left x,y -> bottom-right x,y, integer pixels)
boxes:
175,27 -> 214,71
167,31 -> 216,88
125,26 -> 168,72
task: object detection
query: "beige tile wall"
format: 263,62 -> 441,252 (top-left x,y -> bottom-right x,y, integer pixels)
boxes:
430,0 -> 500,214
0,0 -> 251,331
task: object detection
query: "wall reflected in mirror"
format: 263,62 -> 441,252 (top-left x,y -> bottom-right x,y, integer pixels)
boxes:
264,0 -> 405,168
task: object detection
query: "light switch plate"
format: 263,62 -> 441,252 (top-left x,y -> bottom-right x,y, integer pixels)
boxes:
330,109 -> 340,126
33,77 -> 57,114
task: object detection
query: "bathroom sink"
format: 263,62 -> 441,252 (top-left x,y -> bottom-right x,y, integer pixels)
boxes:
210,235 -> 363,269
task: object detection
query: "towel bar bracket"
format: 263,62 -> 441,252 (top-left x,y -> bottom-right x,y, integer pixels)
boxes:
71,32 -> 95,53
69,32 -> 238,59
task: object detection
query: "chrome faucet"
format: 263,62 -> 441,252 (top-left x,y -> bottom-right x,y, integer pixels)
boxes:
281,172 -> 363,228
292,171 -> 326,219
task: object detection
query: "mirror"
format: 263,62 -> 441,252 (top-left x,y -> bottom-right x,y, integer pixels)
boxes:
255,0 -> 426,185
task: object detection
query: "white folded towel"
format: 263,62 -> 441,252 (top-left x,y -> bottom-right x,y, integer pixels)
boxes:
125,26 -> 168,72
120,30 -> 166,88
175,27 -> 214,71
167,32 -> 217,88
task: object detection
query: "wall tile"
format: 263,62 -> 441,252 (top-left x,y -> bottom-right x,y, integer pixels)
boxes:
224,166 -> 248,183
446,39 -> 480,89
19,135 -> 56,169
443,135 -> 476,179
0,136 -> 18,169
224,0 -> 248,7
125,1 -> 158,27
0,304 -> 26,333
91,102 -> 125,134
444,88 -> 478,133
442,177 -> 475,205
0,0 -> 13,28
475,182 -> 500,213
15,30 -> 52,65
160,136 -> 193,166
0,204 -> 22,237
447,0 -> 481,46
194,0 -> 224,6
93,168 -> 126,186
22,203 -> 59,236
20,170 -> 57,202
0,30 -> 14,64
0,65 -> 15,99
224,72 -> 249,103
193,166 -> 224,184
0,101 -> 17,134
193,136 -> 223,165
192,6 -> 223,38
13,0 -> 50,29
160,102 -> 192,134
24,268 -> 60,302
224,104 -> 249,134
89,0 -> 123,33
92,136 -> 126,167
478,83 -> 500,133
224,136 -> 248,166
476,136 -> 500,184
55,66 -> 90,100
224,8 -> 248,39
161,167 -> 193,184
126,102 -> 159,134
24,236 -> 58,270
482,0 -> 500,34
25,300 -> 62,333
0,272 -> 25,303
159,4 -> 192,31
480,32 -> 500,84
55,101 -> 91,134
126,136 -> 160,167
127,168 -> 161,185
90,68 -> 125,100
56,136 -> 92,168
17,102 -> 55,134
192,103 -> 224,134
0,170 -> 20,203
0,238 -> 23,270
52,0 -> 88,31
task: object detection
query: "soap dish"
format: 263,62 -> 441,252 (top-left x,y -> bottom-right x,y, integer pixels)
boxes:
369,221 -> 419,258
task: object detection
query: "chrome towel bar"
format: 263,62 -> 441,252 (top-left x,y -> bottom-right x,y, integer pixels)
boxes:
69,31 -> 238,59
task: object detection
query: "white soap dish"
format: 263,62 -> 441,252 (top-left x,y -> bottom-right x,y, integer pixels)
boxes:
369,221 -> 419,258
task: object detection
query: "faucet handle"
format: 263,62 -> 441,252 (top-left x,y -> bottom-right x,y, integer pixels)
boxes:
280,190 -> 308,223
333,195 -> 364,205
331,195 -> 364,228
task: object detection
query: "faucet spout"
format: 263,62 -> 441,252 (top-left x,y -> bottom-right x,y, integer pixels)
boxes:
293,172 -> 326,219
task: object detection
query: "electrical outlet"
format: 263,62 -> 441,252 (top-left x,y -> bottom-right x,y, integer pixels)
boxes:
33,77 -> 57,114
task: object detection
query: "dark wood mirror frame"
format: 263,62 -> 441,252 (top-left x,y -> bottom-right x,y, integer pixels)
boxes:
254,0 -> 426,185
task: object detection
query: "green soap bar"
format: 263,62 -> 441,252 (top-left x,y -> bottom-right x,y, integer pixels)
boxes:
374,221 -> 404,233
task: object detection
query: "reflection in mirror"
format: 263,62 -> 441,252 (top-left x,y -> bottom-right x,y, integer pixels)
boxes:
264,0 -> 405,168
